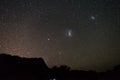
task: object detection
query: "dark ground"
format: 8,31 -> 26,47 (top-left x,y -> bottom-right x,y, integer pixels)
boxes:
0,53 -> 120,80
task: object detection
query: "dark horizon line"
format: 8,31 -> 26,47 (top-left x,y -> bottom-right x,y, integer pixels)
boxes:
0,53 -> 120,72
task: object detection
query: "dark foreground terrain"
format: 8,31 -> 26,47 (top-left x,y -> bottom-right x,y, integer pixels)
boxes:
0,53 -> 120,80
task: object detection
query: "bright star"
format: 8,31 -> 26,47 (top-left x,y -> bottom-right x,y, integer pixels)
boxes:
47,38 -> 50,41
65,29 -> 73,38
90,16 -> 96,20
50,78 -> 56,80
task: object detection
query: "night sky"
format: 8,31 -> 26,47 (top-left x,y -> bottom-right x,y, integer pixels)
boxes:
0,0 -> 120,71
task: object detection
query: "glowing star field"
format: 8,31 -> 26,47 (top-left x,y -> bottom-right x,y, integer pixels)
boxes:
0,0 -> 120,71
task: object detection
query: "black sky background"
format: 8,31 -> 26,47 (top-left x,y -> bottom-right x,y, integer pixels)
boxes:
0,0 -> 120,71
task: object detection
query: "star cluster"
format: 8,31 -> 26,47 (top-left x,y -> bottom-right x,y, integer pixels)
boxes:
0,0 -> 120,71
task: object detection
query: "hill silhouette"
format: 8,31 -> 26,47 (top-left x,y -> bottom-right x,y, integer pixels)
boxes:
0,53 -> 120,80
0,53 -> 50,80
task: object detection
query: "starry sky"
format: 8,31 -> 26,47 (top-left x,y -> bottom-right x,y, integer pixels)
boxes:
0,0 -> 120,71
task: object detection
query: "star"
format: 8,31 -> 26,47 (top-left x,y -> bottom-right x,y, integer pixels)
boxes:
47,38 -> 50,41
65,29 -> 73,38
90,16 -> 96,20
50,78 -> 56,80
